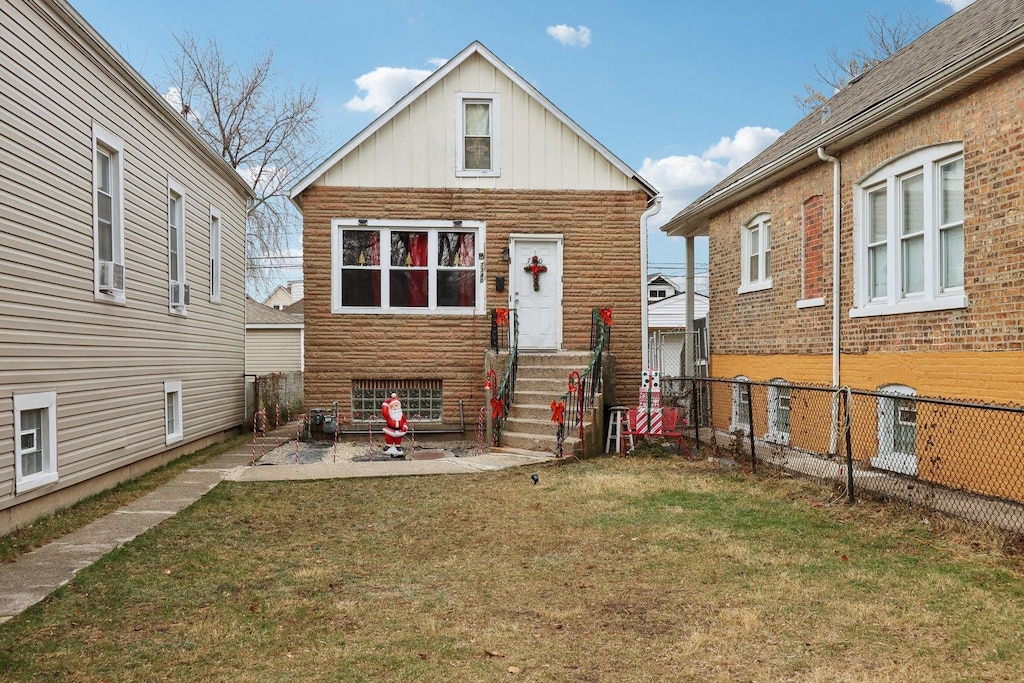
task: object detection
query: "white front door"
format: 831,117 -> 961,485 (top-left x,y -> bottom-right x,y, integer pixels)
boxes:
511,236 -> 562,350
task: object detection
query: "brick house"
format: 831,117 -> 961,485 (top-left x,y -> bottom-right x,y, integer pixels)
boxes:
660,1 -> 1024,491
290,42 -> 657,439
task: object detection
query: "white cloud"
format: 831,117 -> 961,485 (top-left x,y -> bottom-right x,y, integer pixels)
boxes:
641,126 -> 783,228
427,57 -> 448,69
546,24 -> 591,48
345,65 -> 434,114
937,0 -> 976,10
702,125 -> 783,171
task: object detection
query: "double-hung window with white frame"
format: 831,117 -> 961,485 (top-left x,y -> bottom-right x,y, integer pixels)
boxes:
164,380 -> 183,445
456,92 -> 500,177
168,178 -> 188,312
14,392 -> 58,493
93,123 -> 125,301
853,143 -> 965,317
332,219 -> 485,315
209,206 -> 222,303
739,213 -> 772,293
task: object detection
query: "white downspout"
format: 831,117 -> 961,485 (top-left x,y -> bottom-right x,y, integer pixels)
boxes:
817,148 -> 841,387
640,194 -> 664,370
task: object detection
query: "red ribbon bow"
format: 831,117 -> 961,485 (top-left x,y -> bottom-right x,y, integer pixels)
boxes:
495,307 -> 509,326
599,308 -> 613,327
550,400 -> 565,424
490,397 -> 504,419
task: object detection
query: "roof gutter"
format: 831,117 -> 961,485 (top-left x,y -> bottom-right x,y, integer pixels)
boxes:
817,147 -> 841,389
664,26 -> 1024,236
640,195 -> 664,370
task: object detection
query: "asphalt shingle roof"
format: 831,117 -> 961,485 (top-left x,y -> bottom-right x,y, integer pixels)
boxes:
667,0 -> 1024,233
246,297 -> 303,325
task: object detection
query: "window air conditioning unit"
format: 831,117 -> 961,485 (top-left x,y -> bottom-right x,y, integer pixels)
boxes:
98,260 -> 125,294
169,281 -> 190,307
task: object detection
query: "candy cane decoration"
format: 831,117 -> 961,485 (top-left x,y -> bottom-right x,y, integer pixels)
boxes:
366,418 -> 376,459
476,406 -> 487,456
251,409 -> 259,466
294,413 -> 307,463
333,406 -> 340,463
409,413 -> 421,452
274,403 -> 281,445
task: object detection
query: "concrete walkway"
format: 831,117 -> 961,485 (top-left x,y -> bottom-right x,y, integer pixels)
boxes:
0,436 -> 555,624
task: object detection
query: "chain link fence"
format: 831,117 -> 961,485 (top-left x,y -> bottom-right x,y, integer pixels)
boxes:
682,377 -> 1024,533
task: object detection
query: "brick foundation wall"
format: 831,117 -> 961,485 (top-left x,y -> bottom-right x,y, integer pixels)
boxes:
298,187 -> 649,422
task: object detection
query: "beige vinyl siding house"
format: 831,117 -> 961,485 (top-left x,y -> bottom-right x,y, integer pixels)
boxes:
245,298 -> 304,375
0,0 -> 252,531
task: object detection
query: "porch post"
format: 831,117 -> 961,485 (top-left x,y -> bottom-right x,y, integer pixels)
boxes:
684,236 -> 696,378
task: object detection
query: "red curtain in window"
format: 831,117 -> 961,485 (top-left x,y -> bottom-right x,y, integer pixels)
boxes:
460,234 -> 474,306
408,233 -> 428,307
371,232 -> 381,305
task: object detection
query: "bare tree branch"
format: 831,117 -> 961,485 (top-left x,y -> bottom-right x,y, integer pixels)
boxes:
795,9 -> 930,114
164,32 -> 322,295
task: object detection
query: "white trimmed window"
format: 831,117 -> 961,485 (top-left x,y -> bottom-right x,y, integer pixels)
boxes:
853,143 -> 965,317
14,392 -> 58,492
739,213 -> 772,293
168,179 -> 188,312
873,385 -> 917,476
331,219 -> 485,314
766,379 -> 791,445
731,376 -> 751,432
164,381 -> 183,445
456,92 -> 500,177
93,123 -> 125,300
209,206 -> 222,302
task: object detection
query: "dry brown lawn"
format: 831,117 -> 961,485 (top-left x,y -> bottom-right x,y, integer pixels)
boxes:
2,454 -> 1023,681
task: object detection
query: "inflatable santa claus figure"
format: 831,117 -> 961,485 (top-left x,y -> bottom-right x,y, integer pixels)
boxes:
381,393 -> 409,457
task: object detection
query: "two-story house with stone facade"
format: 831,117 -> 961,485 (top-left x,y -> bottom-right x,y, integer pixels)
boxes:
290,42 -> 658,450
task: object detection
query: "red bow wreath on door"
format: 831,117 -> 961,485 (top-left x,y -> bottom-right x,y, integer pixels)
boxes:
524,255 -> 548,291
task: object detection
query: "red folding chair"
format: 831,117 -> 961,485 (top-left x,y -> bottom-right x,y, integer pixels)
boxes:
625,407 -> 691,458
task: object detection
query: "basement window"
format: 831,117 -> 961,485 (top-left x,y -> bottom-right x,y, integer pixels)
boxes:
352,379 -> 443,422
14,392 -> 58,493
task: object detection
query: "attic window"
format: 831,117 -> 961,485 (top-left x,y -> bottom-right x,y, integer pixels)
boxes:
456,92 -> 500,177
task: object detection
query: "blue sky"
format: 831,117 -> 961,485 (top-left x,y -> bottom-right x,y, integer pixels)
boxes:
72,0 -> 973,294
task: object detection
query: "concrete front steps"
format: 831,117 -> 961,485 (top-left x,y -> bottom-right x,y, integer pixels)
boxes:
498,351 -> 596,455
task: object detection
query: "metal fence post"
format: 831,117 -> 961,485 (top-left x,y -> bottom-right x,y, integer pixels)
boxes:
745,381 -> 756,474
842,389 -> 855,504
691,378 -> 701,455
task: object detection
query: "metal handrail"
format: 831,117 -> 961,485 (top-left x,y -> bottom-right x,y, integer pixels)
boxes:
555,308 -> 610,458
492,308 -> 519,443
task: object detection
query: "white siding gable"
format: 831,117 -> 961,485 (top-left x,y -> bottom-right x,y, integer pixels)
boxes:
297,44 -> 651,195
